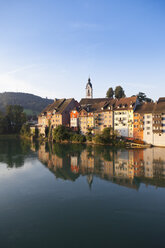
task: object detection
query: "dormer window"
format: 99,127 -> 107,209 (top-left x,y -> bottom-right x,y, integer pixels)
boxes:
101,107 -> 104,110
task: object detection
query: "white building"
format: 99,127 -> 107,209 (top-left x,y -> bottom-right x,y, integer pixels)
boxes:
143,112 -> 154,145
114,96 -> 139,137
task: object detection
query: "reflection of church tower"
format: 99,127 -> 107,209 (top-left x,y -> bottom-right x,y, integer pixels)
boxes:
86,78 -> 93,98
87,174 -> 93,189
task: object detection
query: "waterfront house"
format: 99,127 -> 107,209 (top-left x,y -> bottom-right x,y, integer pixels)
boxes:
94,99 -> 116,133
152,98 -> 165,146
114,96 -> 139,137
70,106 -> 80,131
133,102 -> 154,144
38,98 -> 78,136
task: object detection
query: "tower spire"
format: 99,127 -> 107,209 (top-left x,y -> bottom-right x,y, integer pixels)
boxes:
86,77 -> 93,98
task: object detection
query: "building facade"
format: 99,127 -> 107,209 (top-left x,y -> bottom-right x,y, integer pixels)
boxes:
153,98 -> 165,146
114,97 -> 139,137
38,98 -> 78,136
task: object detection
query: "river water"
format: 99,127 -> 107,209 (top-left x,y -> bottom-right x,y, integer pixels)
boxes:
0,138 -> 165,248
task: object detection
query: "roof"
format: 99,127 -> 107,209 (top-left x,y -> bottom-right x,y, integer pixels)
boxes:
79,98 -> 115,113
114,96 -> 137,111
135,102 -> 155,114
80,97 -> 138,112
39,98 -> 74,115
158,97 -> 165,103
80,98 -> 110,106
154,100 -> 165,113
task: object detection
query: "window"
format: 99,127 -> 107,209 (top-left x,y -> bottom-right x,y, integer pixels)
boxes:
147,132 -> 150,135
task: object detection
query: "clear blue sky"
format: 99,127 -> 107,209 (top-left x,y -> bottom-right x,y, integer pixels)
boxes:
0,0 -> 165,100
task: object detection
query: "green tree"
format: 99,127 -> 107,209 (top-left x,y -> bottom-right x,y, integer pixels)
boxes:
106,87 -> 114,98
115,86 -> 126,99
0,112 -> 7,134
137,92 -> 152,103
5,105 -> 26,133
53,125 -> 70,142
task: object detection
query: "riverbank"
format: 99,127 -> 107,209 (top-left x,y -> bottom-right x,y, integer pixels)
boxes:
0,133 -> 154,149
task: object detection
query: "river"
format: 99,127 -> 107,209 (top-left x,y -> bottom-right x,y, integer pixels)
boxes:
0,138 -> 165,248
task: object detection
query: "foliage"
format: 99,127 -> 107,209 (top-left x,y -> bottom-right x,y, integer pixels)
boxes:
53,125 -> 71,142
0,105 -> 26,134
137,92 -> 152,103
52,125 -> 86,143
71,134 -> 86,143
93,127 -> 123,145
114,86 -> 126,99
20,123 -> 31,137
0,112 -> 7,134
5,105 -> 26,133
86,134 -> 93,142
106,87 -> 114,98
86,127 -> 93,135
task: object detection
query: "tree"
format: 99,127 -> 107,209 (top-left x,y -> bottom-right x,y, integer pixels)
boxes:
115,86 -> 125,99
106,87 -> 114,98
137,92 -> 146,102
53,125 -> 70,142
137,92 -> 152,103
0,112 -> 7,134
5,105 -> 26,133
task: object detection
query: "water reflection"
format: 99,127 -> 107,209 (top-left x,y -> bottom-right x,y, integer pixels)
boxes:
0,138 -> 32,168
36,142 -> 165,190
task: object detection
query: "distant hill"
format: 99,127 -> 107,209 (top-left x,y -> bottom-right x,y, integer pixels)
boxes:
0,92 -> 54,116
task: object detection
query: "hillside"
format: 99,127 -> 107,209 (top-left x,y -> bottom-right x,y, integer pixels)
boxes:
0,92 -> 54,116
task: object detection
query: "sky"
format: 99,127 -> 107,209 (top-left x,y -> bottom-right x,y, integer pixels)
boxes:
0,0 -> 165,101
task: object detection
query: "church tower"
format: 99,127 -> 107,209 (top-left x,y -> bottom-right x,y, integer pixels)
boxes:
86,77 -> 93,98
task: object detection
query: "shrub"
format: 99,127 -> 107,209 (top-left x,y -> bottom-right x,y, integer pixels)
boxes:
71,133 -> 86,143
86,134 -> 92,142
53,125 -> 72,142
20,123 -> 31,137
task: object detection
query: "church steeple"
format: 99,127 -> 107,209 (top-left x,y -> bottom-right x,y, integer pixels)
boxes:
86,77 -> 93,98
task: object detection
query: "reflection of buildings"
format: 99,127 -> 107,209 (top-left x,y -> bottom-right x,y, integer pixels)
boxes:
143,149 -> 154,178
80,150 -> 95,174
37,143 -> 165,190
71,156 -> 79,174
114,150 -> 134,179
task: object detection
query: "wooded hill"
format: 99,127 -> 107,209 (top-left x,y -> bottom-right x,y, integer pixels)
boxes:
0,92 -> 54,116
